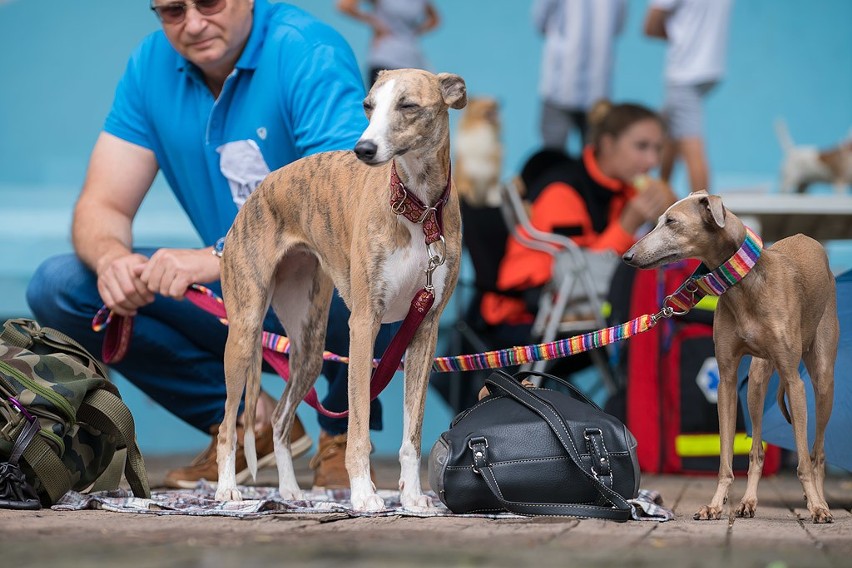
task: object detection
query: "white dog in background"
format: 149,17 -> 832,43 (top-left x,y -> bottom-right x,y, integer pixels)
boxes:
775,119 -> 852,194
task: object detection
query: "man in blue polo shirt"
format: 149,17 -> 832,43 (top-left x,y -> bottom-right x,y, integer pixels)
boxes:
26,0 -> 392,490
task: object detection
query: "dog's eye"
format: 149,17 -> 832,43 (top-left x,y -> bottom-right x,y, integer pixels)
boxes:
665,217 -> 677,225
362,101 -> 374,113
398,102 -> 420,111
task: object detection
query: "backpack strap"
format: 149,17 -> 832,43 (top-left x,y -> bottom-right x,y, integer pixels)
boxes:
3,319 -> 147,501
3,319 -> 112,381
1,319 -> 33,349
77,389 -> 150,498
38,324 -> 112,381
14,424 -> 73,505
87,448 -> 127,495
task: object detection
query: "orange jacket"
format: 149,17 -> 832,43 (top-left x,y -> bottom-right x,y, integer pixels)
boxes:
481,147 -> 637,325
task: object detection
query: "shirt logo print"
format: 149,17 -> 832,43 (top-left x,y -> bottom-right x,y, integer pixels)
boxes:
256,127 -> 267,140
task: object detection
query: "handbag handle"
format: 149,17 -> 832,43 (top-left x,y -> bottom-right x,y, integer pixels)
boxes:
471,371 -> 632,520
510,370 -> 602,411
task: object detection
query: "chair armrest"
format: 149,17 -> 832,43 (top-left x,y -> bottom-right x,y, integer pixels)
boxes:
499,179 -> 587,258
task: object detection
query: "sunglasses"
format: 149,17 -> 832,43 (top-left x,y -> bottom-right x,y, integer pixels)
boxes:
150,0 -> 227,25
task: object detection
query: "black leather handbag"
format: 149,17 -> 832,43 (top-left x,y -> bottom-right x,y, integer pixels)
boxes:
428,370 -> 640,520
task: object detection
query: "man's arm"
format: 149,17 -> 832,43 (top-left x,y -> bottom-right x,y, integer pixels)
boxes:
74,133 -> 156,269
644,7 -> 669,39
73,132 -> 157,315
75,133 -> 221,314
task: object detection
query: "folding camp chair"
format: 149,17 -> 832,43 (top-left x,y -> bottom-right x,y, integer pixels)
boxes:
498,177 -> 619,393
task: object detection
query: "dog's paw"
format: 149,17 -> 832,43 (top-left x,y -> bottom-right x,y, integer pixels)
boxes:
810,506 -> 833,524
277,485 -> 304,502
215,485 -> 243,502
351,492 -> 385,512
400,492 -> 434,512
693,505 -> 723,521
735,501 -> 757,518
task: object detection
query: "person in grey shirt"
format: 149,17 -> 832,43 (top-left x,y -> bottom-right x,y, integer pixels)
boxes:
645,0 -> 734,192
338,0 -> 440,86
534,0 -> 626,156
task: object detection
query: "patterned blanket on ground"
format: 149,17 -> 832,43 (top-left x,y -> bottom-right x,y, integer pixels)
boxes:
53,483 -> 674,521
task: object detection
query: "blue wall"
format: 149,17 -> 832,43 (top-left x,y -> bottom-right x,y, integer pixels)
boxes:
2,0 -> 851,188
1,0 -> 851,456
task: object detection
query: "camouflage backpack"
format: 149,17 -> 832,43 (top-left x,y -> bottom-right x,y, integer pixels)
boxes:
0,318 -> 149,509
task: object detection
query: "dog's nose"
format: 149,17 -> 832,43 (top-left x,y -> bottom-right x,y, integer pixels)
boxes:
354,140 -> 378,161
622,251 -> 634,263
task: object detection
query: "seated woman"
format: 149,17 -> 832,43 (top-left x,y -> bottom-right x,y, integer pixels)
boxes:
481,100 -> 676,345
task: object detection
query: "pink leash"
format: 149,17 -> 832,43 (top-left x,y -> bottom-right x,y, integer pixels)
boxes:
96,284 -> 433,419
187,287 -> 434,419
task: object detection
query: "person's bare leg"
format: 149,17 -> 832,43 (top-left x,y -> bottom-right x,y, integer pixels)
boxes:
680,137 -> 710,192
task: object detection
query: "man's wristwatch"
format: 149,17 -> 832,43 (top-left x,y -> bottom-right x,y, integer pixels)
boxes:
212,236 -> 225,258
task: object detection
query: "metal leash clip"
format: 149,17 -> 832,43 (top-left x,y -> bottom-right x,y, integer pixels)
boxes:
424,236 -> 447,293
650,279 -> 698,325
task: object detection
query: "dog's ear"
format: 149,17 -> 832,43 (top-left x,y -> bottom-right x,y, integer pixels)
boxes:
438,73 -> 467,110
698,193 -> 726,228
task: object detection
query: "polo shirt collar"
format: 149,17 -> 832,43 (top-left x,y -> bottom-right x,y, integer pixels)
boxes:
582,145 -> 624,192
174,0 -> 271,73
235,0 -> 270,70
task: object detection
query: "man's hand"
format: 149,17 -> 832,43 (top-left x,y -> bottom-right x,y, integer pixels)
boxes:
135,248 -> 221,300
96,252 -> 155,316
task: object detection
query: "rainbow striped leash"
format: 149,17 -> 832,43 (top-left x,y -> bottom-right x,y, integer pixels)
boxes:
438,226 -> 762,372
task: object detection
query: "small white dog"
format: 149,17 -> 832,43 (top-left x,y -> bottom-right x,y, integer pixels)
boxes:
775,119 -> 852,194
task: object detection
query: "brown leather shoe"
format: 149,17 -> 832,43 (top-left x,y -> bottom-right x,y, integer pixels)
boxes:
309,431 -> 376,489
163,416 -> 312,489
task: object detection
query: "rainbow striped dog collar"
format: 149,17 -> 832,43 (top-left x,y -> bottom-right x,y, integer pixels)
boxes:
666,226 -> 763,313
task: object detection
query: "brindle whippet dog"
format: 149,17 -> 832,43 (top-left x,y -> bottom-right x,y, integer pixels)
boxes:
214,69 -> 465,511
623,191 -> 838,523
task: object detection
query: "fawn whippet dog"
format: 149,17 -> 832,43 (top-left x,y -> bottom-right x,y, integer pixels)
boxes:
214,69 -> 465,511
623,191 -> 838,523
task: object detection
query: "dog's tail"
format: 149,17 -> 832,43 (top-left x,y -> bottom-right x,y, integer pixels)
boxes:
776,383 -> 792,424
774,118 -> 795,155
244,427 -> 258,481
243,378 -> 261,481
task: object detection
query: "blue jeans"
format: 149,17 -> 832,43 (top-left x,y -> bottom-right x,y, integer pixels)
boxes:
26,251 -> 395,435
